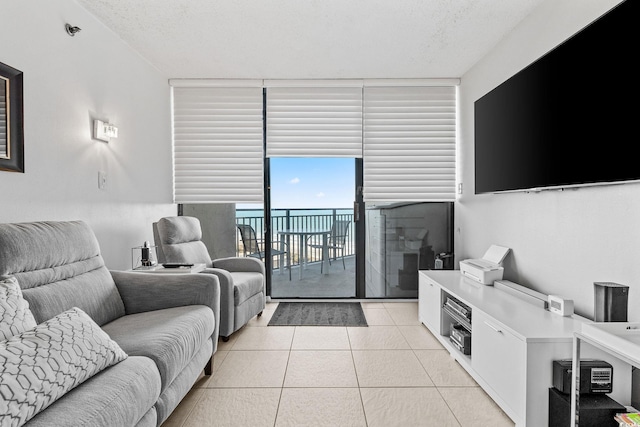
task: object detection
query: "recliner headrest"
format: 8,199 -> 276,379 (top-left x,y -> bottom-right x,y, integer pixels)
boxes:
157,216 -> 202,245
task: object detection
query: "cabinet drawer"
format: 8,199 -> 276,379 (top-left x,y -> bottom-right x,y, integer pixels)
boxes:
472,311 -> 525,416
418,275 -> 441,330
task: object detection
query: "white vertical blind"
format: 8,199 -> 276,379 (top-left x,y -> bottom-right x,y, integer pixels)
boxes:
266,86 -> 363,158
172,87 -> 264,203
363,86 -> 456,202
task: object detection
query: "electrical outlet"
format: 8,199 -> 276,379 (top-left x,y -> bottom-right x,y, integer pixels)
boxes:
98,171 -> 107,190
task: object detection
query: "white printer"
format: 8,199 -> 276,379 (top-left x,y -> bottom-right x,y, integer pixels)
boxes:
459,245 -> 511,285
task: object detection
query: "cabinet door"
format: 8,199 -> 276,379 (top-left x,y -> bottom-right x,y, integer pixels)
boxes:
418,275 -> 441,331
472,311 -> 525,417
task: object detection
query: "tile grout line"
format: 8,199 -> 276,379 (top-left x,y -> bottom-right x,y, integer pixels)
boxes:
433,385 -> 464,427
408,344 -> 466,425
177,378 -> 208,427
352,311 -> 367,426
272,325 -> 296,426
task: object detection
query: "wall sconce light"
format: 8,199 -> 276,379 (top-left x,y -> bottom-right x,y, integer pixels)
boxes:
93,119 -> 118,142
65,24 -> 82,37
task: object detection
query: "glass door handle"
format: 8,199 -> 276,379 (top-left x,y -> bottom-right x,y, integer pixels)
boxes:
354,185 -> 363,222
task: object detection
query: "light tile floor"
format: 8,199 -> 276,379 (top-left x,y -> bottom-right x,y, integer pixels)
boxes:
162,301 -> 515,427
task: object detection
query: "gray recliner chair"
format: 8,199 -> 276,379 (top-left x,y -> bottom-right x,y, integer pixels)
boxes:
153,216 -> 266,341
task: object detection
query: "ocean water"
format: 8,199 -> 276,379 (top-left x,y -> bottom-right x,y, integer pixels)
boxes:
236,208 -> 351,217
236,208 -> 352,236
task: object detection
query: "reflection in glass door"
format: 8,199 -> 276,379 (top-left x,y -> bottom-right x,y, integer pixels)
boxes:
268,157 -> 358,298
364,202 -> 454,298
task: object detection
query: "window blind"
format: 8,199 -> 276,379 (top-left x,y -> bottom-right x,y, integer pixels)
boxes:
172,87 -> 264,203
363,86 -> 456,202
266,86 -> 363,158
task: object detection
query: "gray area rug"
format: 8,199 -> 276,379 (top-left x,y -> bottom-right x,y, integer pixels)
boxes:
268,302 -> 368,327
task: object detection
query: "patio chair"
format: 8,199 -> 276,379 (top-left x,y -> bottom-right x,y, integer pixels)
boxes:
237,223 -> 291,280
307,219 -> 350,273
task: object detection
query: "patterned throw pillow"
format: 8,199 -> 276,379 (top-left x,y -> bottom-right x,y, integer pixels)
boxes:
0,307 -> 128,426
0,276 -> 37,340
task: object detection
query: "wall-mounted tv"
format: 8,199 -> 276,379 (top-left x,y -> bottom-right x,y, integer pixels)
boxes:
474,0 -> 637,194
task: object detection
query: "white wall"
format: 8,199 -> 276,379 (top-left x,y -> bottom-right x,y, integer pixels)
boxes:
0,0 -> 176,270
458,0 -> 638,319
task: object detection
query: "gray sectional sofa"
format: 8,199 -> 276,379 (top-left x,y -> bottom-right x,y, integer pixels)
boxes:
0,220 -> 220,426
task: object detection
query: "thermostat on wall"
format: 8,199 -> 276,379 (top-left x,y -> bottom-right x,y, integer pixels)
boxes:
547,295 -> 574,316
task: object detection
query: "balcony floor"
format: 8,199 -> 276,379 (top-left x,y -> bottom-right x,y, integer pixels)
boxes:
270,255 -> 356,298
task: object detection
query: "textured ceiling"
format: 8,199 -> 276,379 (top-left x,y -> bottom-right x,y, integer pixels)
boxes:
75,0 -> 545,79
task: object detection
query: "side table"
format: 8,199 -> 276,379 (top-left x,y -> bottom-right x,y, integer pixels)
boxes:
132,263 -> 207,274
571,322 -> 640,426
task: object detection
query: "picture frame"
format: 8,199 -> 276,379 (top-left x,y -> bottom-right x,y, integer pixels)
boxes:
0,61 -> 24,173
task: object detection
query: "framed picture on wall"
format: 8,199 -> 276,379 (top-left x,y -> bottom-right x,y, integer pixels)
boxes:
0,61 -> 24,173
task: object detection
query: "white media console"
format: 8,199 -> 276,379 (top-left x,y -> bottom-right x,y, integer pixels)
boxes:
418,270 -> 632,427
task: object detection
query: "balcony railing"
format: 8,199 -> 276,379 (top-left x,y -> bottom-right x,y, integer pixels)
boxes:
236,208 -> 355,268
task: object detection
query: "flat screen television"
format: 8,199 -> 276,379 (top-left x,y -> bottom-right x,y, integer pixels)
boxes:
474,0 -> 637,194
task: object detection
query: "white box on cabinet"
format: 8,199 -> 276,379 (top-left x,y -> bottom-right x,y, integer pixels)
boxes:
459,245 -> 510,285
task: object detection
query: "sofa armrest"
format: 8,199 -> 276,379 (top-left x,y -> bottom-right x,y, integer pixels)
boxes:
212,256 -> 265,275
110,270 -> 220,348
200,268 -> 235,339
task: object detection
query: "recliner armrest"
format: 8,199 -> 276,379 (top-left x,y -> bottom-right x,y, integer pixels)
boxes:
212,257 -> 265,275
110,270 -> 220,349
200,268 -> 235,339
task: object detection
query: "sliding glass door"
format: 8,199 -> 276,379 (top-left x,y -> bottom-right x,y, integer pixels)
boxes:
267,157 -> 362,298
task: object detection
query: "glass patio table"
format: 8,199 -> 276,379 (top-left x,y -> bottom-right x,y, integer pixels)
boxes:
277,229 -> 331,279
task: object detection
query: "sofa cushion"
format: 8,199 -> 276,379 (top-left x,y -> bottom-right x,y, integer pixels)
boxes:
101,305 -> 214,392
0,308 -> 128,426
0,276 -> 36,340
231,272 -> 265,306
24,356 -> 160,427
0,221 -> 126,326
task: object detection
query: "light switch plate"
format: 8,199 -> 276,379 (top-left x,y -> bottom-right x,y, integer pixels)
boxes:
98,171 -> 107,190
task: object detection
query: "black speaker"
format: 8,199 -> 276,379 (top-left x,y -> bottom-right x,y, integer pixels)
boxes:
548,387 -> 625,427
594,282 -> 629,322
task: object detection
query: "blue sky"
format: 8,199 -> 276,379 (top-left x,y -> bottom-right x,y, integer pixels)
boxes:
270,158 -> 355,209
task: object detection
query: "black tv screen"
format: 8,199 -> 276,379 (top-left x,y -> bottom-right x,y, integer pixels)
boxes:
474,0 -> 637,194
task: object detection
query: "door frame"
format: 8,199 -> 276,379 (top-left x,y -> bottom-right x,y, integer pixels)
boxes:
263,157 -> 365,299
354,158 -> 365,298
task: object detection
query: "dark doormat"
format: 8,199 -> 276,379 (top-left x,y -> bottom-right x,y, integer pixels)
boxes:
268,302 -> 368,327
